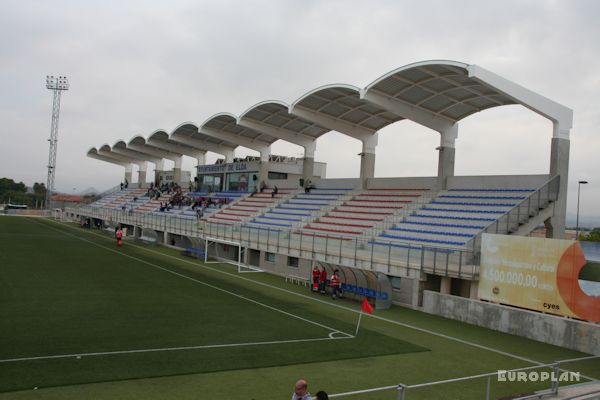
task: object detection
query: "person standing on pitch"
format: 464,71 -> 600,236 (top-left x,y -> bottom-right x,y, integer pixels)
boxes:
116,227 -> 123,246
318,267 -> 328,295
311,265 -> 320,292
330,269 -> 342,299
291,379 -> 311,400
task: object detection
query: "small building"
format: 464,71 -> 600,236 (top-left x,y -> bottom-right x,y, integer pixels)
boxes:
196,156 -> 326,192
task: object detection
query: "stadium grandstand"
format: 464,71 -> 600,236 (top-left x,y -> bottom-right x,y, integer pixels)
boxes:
5,59 -> 598,400
72,60 -> 572,309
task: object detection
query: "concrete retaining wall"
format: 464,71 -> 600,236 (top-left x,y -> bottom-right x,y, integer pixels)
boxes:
422,290 -> 600,355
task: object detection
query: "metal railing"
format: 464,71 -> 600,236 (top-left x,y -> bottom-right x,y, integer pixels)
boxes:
328,355 -> 599,399
65,205 -> 479,279
466,175 -> 560,262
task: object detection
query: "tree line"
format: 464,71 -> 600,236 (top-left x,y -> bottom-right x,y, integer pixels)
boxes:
0,177 -> 47,208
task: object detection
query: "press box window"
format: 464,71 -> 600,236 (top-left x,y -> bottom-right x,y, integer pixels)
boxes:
268,172 -> 288,180
287,256 -> 299,268
265,252 -> 276,263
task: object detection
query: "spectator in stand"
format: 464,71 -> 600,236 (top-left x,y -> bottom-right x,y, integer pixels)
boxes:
120,182 -> 124,190
291,379 -> 311,400
124,178 -> 128,189
318,267 -> 328,295
271,185 -> 278,198
259,180 -> 266,193
305,180 -> 312,193
330,269 -> 342,299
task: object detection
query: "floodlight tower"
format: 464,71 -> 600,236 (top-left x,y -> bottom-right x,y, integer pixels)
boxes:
45,75 -> 69,208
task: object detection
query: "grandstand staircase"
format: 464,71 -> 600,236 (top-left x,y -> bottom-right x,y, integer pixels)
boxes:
206,189 -> 294,225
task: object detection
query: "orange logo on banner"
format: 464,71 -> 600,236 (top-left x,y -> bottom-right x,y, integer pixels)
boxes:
556,243 -> 600,322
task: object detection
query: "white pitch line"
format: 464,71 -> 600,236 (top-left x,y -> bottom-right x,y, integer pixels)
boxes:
25,218 -> 354,339
0,335 -> 352,364
38,219 -> 596,379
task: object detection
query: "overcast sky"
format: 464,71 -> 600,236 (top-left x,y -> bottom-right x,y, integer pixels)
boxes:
1,0 -> 598,224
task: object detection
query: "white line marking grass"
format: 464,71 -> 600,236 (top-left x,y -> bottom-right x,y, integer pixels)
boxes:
6,218 -> 354,363
0,336 -> 352,364
30,218 -> 595,381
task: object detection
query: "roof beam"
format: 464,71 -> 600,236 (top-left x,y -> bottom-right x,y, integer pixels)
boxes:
199,126 -> 270,157
237,117 -> 315,149
166,134 -> 235,160
360,89 -> 454,133
143,140 -> 206,160
127,143 -> 187,162
290,105 -> 374,141
110,146 -> 162,165
87,152 -> 127,167
468,64 -> 573,136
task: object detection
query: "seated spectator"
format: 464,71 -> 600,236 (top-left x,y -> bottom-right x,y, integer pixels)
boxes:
271,185 -> 278,198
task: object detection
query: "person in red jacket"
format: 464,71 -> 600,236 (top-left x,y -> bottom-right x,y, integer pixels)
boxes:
318,268 -> 328,295
116,227 -> 123,246
330,269 -> 342,299
311,265 -> 320,292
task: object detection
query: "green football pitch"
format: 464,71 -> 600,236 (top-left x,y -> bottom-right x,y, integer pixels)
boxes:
0,216 -> 598,399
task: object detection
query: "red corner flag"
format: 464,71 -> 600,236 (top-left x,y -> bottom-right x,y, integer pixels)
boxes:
361,298 -> 374,314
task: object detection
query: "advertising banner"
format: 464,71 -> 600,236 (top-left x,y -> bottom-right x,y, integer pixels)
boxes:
479,234 -> 599,323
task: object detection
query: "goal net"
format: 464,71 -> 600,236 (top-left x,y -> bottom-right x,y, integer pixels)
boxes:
204,236 -> 262,273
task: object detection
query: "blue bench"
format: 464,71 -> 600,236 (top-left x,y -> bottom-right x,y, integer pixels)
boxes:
182,247 -> 205,259
390,227 -> 475,238
270,210 -> 312,217
249,220 -> 291,227
379,233 -> 466,246
432,201 -> 517,207
340,283 -> 388,300
439,195 -> 526,200
411,214 -> 496,222
422,207 -> 505,214
261,215 -> 303,221
403,221 -> 485,229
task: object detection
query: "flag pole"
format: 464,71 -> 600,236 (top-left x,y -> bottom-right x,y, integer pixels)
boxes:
355,311 -> 363,336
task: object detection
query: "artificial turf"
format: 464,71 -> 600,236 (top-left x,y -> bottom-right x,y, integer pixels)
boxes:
1,216 -> 597,399
0,216 -> 426,393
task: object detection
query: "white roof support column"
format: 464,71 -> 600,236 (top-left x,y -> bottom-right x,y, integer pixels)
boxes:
290,105 -> 377,188
124,164 -> 133,187
173,155 -> 183,183
360,89 -> 459,189
87,149 -> 132,187
97,149 -> 139,187
437,124 -> 458,190
199,126 -> 271,159
199,126 -> 271,185
237,117 -> 318,182
468,64 -> 573,238
137,161 -> 148,188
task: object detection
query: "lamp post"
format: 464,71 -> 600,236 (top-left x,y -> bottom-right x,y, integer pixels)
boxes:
575,180 -> 588,240
45,75 -> 69,209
